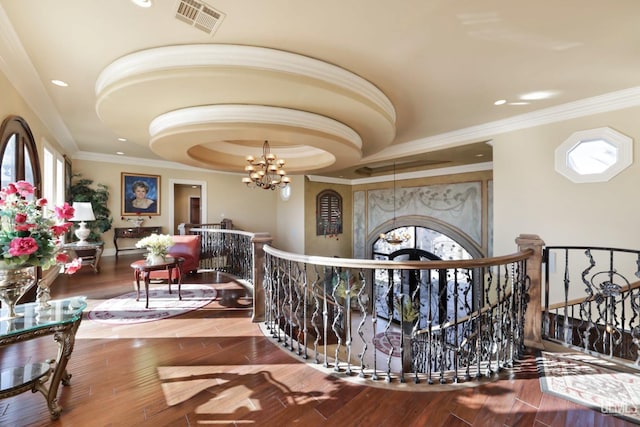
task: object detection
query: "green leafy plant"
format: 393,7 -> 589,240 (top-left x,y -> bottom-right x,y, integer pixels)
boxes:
69,174 -> 112,242
394,294 -> 419,322
332,270 -> 363,300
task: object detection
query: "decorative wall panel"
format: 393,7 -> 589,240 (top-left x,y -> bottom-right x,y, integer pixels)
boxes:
367,182 -> 482,244
353,190 -> 365,258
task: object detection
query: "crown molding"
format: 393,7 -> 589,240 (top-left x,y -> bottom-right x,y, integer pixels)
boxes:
365,86 -> 640,163
307,161 -> 493,185
71,150 -> 242,174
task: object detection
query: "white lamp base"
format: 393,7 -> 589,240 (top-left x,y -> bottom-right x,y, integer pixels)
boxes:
75,221 -> 91,245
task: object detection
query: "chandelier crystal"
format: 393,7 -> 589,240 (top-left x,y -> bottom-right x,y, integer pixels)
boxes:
241,140 -> 291,190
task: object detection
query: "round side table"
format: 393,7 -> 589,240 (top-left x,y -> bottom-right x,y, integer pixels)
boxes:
130,256 -> 184,308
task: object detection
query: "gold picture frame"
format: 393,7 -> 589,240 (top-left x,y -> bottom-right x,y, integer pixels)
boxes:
121,172 -> 160,216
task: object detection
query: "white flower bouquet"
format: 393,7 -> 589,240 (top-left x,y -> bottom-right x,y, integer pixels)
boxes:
135,233 -> 174,257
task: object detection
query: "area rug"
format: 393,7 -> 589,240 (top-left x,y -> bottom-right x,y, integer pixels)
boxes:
372,331 -> 402,357
537,351 -> 640,424
87,284 -> 217,325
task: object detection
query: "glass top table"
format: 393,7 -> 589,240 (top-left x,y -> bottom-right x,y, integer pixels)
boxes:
0,296 -> 87,336
0,297 -> 87,420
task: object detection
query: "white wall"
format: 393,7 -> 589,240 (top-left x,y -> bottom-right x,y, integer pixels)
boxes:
275,176 -> 305,253
492,106 -> 640,256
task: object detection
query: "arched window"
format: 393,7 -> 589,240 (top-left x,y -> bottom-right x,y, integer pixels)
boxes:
316,189 -> 342,236
0,115 -> 42,303
372,226 -> 475,324
0,115 -> 41,195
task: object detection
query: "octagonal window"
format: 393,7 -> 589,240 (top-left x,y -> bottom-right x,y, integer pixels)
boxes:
555,127 -> 633,183
567,139 -> 617,175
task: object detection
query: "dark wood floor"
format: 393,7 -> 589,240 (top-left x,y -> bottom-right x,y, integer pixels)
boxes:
0,253 -> 634,427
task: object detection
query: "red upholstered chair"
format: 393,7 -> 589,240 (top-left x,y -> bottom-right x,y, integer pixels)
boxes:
149,235 -> 200,283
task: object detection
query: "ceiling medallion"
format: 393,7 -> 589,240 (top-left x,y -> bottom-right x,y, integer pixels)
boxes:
242,141 -> 291,190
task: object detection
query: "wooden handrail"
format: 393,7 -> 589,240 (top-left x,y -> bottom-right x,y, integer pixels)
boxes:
264,245 -> 533,271
547,279 -> 640,311
414,290 -> 512,336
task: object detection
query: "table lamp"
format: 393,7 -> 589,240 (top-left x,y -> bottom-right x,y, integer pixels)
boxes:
71,202 -> 95,245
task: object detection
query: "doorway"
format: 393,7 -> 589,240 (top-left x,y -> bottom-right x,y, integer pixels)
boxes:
189,196 -> 200,223
168,179 -> 207,235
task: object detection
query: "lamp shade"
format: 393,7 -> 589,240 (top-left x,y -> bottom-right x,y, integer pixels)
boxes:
71,202 -> 95,222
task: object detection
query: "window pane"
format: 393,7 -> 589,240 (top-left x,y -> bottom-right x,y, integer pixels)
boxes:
568,139 -> 617,175
24,146 -> 34,187
43,147 -> 54,202
1,135 -> 16,188
56,157 -> 65,205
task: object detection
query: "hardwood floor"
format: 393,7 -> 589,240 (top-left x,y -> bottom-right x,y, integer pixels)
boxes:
0,254 -> 634,427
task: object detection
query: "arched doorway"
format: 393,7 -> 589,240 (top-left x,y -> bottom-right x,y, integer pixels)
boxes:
370,218 -> 480,328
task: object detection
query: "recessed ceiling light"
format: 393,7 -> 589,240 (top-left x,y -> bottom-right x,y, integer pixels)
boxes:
116,151 -> 125,155
508,101 -> 530,106
117,137 -> 127,142
131,0 -> 152,7
494,99 -> 506,105
51,79 -> 68,87
520,90 -> 558,101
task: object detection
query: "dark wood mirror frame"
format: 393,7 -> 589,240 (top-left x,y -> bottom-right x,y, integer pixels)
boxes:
0,115 -> 41,196
0,115 -> 43,303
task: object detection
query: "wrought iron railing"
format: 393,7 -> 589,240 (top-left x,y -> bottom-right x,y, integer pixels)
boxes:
262,246 -> 534,384
185,227 -> 272,322
543,246 -> 640,365
188,228 -> 255,281
184,229 -> 545,384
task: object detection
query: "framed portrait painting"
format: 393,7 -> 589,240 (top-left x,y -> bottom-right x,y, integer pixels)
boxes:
121,173 -> 160,216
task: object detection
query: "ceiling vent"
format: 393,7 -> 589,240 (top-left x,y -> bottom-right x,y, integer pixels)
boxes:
175,0 -> 225,35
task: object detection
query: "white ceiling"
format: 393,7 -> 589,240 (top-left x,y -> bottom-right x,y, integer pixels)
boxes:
1,0 -> 640,179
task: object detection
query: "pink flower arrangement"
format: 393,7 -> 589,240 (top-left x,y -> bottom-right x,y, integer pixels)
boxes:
0,181 -> 79,271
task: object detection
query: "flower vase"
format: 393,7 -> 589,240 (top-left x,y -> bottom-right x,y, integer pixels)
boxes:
146,254 -> 166,265
0,266 -> 36,319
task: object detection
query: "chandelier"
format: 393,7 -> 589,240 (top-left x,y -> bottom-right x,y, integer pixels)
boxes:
379,162 -> 410,244
241,141 -> 291,190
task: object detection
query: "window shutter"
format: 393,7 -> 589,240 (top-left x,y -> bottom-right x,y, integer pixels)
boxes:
316,190 -> 342,236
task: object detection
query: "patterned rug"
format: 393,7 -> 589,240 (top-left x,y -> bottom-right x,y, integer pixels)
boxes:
372,331 -> 402,357
537,351 -> 640,424
87,284 -> 217,324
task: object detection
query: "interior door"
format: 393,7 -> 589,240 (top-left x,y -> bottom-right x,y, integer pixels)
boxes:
189,197 -> 201,224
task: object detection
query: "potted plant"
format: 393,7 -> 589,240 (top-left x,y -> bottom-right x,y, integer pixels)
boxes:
69,174 -> 112,242
394,294 -> 419,334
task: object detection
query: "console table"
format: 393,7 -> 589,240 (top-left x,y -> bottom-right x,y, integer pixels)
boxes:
0,297 -> 87,420
113,226 -> 162,256
63,241 -> 104,272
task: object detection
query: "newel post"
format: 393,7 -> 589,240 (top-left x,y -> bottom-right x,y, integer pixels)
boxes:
515,234 -> 545,349
251,232 -> 272,323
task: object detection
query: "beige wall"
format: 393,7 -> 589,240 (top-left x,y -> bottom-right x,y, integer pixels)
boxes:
0,71 -> 67,172
275,175 -> 305,254
71,159 -> 280,253
492,106 -> 640,256
304,179 -> 353,258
